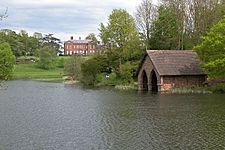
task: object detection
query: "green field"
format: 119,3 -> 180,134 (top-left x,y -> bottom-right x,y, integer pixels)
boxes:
12,55 -> 92,82
13,63 -> 64,82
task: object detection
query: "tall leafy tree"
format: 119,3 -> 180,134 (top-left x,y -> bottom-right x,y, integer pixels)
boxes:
99,9 -> 142,62
194,17 -> 225,78
149,5 -> 180,50
97,9 -> 143,84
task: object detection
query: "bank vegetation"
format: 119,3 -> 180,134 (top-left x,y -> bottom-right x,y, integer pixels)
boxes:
1,0 -> 225,93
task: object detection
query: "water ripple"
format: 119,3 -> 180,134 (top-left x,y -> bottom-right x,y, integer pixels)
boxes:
0,81 -> 225,149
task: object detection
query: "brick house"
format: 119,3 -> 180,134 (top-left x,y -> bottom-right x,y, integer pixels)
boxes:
137,50 -> 207,92
64,36 -> 96,55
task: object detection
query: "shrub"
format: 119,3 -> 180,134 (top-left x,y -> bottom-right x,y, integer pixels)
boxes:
0,42 -> 15,81
118,61 -> 139,84
38,46 -> 56,70
208,84 -> 225,93
64,55 -> 82,80
57,57 -> 65,68
81,58 -> 99,85
194,17 -> 225,78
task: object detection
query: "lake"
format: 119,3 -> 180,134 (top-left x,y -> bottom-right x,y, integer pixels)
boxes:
0,80 -> 224,150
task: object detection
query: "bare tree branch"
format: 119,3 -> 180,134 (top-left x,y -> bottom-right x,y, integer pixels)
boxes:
135,0 -> 158,49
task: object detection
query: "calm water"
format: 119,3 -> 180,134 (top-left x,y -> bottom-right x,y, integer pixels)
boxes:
0,81 -> 225,150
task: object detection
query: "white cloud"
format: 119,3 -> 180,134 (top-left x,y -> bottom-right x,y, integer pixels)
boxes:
0,0 -> 158,41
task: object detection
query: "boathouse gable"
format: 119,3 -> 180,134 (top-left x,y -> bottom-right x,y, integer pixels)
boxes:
138,55 -> 161,91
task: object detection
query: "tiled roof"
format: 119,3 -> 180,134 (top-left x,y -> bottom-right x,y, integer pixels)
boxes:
146,50 -> 206,76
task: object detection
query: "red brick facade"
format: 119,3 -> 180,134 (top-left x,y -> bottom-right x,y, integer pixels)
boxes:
64,36 -> 96,55
162,76 -> 206,91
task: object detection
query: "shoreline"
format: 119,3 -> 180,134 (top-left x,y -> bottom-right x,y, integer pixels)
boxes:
9,77 -> 225,94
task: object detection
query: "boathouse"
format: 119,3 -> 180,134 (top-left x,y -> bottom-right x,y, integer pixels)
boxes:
137,50 -> 207,92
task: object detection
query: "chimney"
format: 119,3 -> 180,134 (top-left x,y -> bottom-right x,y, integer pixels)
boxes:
70,36 -> 73,40
79,37 -> 81,40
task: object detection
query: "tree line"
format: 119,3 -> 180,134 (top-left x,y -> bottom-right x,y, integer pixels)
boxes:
77,0 -> 225,86
0,29 -> 63,81
0,29 -> 62,57
136,0 -> 225,50
1,0 -> 225,84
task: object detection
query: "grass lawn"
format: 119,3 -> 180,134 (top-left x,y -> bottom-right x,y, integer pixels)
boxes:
13,63 -> 64,82
13,55 -> 92,82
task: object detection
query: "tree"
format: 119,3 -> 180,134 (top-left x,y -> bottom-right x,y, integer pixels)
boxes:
161,0 -> 225,49
85,33 -> 98,45
64,55 -> 82,80
99,9 -> 142,63
81,58 -> 100,85
118,61 -> 139,84
38,46 -> 56,70
19,30 -> 29,56
27,36 -> 39,56
149,5 -> 181,50
0,42 -> 15,81
0,29 -> 23,56
135,0 -> 157,49
194,17 -> 225,78
0,29 -> 39,57
40,34 -> 62,54
97,9 -> 143,85
80,54 -> 111,85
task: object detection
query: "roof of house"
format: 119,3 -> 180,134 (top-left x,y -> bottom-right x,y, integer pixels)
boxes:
144,50 -> 206,76
65,40 -> 92,44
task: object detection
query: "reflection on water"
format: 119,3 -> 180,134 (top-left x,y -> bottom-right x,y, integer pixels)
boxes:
0,81 -> 224,149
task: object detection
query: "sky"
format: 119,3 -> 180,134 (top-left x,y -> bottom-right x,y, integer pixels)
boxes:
0,0 -> 157,41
